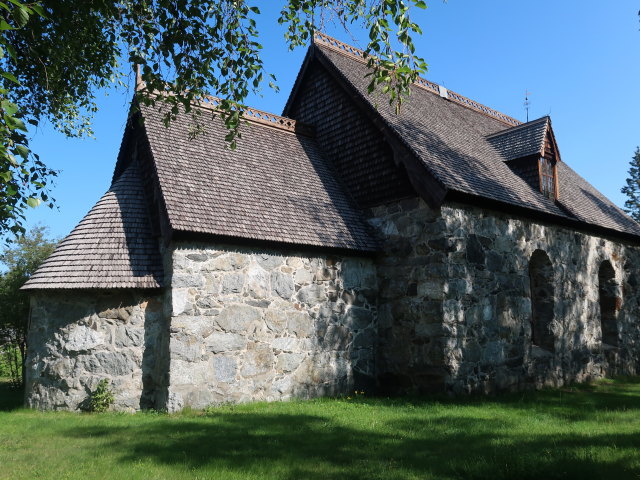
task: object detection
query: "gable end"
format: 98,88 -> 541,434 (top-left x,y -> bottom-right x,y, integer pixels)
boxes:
285,46 -> 447,209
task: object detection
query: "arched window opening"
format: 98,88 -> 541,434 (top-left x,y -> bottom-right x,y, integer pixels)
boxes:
529,250 -> 555,352
598,260 -> 620,347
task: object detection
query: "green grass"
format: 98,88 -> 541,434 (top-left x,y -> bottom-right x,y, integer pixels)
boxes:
1,378 -> 640,480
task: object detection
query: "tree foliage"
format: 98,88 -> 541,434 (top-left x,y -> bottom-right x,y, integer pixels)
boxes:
622,147 -> 640,222
0,225 -> 57,385
0,0 -> 428,239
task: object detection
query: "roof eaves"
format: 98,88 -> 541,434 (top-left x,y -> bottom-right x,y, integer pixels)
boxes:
23,282 -> 163,291
171,226 -> 381,254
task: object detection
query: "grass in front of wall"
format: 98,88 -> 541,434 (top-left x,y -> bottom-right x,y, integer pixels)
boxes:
1,377 -> 640,480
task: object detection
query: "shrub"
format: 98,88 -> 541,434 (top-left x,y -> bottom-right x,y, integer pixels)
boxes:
88,379 -> 115,413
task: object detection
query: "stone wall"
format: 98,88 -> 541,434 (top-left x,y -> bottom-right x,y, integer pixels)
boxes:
370,197 -> 640,395
25,199 -> 640,411
165,242 -> 377,411
25,290 -> 166,411
368,197 -> 450,393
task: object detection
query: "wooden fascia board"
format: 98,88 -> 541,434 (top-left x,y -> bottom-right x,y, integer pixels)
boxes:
545,120 -> 562,163
311,47 -> 448,209
541,119 -> 561,200
538,119 -> 549,157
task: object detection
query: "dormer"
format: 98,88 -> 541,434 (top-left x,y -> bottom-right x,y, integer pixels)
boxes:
487,116 -> 560,201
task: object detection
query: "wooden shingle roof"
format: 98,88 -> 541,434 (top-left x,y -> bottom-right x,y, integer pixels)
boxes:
487,117 -> 550,162
308,38 -> 640,239
22,164 -> 164,290
139,102 -> 379,252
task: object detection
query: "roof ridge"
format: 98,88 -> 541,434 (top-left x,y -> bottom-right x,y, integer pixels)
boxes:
142,91 -> 315,137
197,96 -> 316,137
313,32 -> 521,127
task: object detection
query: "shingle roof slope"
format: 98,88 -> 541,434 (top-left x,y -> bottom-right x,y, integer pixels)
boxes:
314,44 -> 640,239
139,102 -> 378,251
22,164 -> 164,290
487,117 -> 548,161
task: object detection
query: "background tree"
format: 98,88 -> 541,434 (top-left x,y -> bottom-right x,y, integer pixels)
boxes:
0,225 -> 57,385
0,0 -> 428,240
621,147 -> 640,222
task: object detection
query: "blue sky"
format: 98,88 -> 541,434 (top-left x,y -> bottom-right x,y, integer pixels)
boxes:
24,1 -> 640,240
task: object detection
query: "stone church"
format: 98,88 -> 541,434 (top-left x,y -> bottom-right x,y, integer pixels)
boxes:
22,34 -> 640,411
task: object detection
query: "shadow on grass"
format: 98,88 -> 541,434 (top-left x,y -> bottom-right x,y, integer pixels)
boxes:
0,379 -> 23,411
351,377 -> 640,424
63,381 -> 640,480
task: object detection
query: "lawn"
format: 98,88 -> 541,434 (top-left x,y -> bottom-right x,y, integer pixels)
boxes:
1,378 -> 639,480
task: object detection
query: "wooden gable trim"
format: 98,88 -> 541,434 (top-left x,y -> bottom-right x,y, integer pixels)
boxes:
542,120 -> 561,200
543,120 -> 562,163
295,46 -> 448,209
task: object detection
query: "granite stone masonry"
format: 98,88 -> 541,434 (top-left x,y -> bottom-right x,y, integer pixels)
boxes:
164,242 -> 377,411
371,198 -> 640,395
26,198 -> 640,411
25,291 -> 166,411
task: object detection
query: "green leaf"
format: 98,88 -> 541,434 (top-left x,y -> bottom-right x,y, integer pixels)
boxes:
0,19 -> 13,30
1,99 -> 18,115
30,3 -> 46,17
12,5 -> 29,27
26,197 -> 41,208
5,115 -> 26,131
1,72 -> 19,85
14,144 -> 29,159
4,43 -> 16,60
